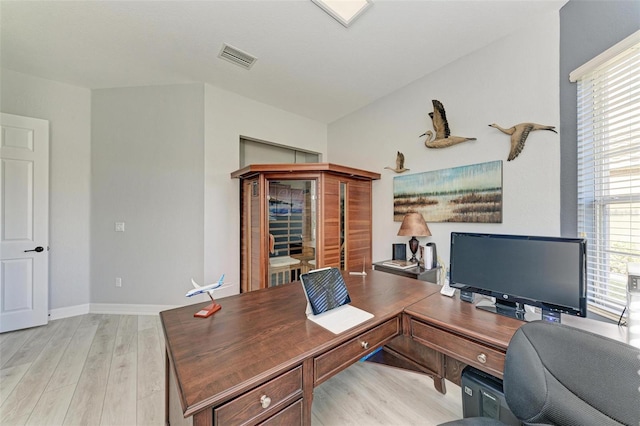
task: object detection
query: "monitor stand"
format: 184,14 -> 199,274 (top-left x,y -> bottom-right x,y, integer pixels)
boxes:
476,299 -> 527,321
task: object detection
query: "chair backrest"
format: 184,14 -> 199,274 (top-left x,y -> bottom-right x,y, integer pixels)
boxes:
503,321 -> 640,426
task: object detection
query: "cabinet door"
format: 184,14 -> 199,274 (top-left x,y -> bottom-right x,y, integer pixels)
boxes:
321,176 -> 373,272
321,176 -> 341,268
266,179 -> 317,286
345,179 -> 372,272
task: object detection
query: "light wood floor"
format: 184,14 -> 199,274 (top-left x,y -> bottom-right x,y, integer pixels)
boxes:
0,314 -> 462,426
312,360 -> 463,426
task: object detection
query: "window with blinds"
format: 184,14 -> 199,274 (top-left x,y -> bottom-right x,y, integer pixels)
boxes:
574,33 -> 640,320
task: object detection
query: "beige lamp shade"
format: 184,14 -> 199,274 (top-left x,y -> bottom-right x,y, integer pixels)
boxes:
397,212 -> 431,237
397,213 -> 431,262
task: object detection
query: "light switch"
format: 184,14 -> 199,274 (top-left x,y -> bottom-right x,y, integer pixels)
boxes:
115,222 -> 125,232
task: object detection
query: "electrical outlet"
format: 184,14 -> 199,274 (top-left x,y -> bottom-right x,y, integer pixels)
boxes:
115,222 -> 125,232
115,277 -> 122,287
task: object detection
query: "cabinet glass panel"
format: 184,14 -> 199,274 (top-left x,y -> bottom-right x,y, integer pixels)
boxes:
267,179 -> 316,286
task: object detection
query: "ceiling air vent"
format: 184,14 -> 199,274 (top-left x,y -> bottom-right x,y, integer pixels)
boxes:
218,43 -> 257,70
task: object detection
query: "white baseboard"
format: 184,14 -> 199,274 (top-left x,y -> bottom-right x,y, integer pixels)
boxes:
90,303 -> 178,315
49,304 -> 91,320
48,303 -> 179,319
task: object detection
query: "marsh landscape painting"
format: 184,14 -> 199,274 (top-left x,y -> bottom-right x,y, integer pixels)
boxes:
394,161 -> 503,223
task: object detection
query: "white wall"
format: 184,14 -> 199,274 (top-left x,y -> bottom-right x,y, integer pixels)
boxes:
91,84 -> 204,307
89,82 -> 327,308
203,85 -> 327,297
0,75 -> 327,314
328,12 -> 561,270
0,11 -> 560,313
1,69 -> 92,313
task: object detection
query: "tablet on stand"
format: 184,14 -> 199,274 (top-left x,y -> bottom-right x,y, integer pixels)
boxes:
300,267 -> 373,334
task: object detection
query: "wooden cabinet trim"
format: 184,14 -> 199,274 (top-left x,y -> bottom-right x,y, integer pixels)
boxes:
231,163 -> 381,181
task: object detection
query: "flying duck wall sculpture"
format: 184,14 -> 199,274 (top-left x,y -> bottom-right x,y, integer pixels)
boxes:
489,122 -> 557,161
384,151 -> 409,173
420,100 -> 476,148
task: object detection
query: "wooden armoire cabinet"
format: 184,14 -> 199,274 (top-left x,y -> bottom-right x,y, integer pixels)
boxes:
231,163 -> 380,293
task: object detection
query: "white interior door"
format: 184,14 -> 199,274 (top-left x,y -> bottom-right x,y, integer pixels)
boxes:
0,113 -> 49,333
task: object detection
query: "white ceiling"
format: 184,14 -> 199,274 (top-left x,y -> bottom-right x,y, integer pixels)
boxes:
1,0 -> 567,124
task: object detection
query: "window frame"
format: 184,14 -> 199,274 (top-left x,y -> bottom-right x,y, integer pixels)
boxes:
573,31 -> 640,321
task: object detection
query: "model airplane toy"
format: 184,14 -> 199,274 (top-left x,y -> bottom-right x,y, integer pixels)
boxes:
187,274 -> 230,318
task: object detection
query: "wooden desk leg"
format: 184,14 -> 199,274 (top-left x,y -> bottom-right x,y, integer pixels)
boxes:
193,410 -> 212,426
165,349 -> 170,426
302,358 -> 314,426
434,351 -> 446,394
434,376 -> 447,394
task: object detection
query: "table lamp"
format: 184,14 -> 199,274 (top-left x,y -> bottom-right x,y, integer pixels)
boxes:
397,212 -> 431,263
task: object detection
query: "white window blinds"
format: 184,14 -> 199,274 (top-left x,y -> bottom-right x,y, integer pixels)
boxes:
576,35 -> 640,319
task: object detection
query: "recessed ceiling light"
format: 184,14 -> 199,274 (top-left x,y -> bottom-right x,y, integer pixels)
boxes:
311,0 -> 372,28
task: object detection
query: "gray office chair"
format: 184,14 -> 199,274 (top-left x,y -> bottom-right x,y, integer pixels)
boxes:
441,321 -> 640,426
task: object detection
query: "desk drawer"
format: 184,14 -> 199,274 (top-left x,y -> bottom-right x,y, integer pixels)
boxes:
214,366 -> 302,425
314,317 -> 400,385
259,398 -> 303,425
410,320 -> 505,378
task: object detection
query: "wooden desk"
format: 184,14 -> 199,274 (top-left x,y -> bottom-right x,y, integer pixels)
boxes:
162,273 -> 628,425
403,293 -> 523,392
161,270 -> 441,426
404,292 -> 628,392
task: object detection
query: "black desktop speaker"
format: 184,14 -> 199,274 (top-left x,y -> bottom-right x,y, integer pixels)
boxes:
392,243 -> 406,261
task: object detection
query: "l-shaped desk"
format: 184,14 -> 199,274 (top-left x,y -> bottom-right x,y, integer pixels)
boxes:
161,270 -> 627,426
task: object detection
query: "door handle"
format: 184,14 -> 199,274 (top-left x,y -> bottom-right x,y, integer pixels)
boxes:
24,246 -> 44,253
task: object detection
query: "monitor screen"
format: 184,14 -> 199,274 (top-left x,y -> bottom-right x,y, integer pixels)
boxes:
449,232 -> 587,318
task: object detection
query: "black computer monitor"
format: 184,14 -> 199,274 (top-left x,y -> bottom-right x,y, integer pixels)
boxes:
449,232 -> 587,321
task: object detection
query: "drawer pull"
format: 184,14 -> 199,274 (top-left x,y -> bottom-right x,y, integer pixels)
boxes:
260,395 -> 271,409
361,341 -> 369,350
477,353 -> 487,364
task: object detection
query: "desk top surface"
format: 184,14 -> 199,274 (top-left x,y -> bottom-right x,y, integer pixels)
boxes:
160,270 -> 441,417
405,293 -> 524,350
405,293 -> 628,350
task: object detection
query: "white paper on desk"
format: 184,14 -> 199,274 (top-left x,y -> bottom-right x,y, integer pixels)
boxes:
307,304 -> 373,334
